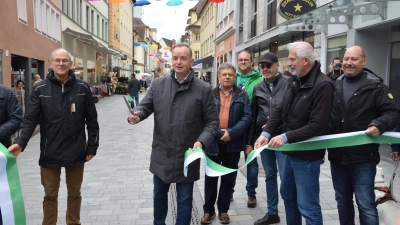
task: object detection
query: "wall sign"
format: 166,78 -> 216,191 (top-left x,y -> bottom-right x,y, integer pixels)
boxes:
278,0 -> 317,20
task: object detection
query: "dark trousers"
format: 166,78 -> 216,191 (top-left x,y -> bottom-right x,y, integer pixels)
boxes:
203,144 -> 241,213
0,208 -> 2,225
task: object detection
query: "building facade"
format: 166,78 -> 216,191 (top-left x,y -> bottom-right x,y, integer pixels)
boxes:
214,0 -> 236,80
186,3 -> 202,78
0,0 -> 62,90
61,0 -> 116,85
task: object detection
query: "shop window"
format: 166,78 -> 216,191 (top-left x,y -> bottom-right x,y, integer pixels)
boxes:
389,41 -> 400,106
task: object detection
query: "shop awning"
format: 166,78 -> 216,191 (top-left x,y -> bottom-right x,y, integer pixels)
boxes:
193,55 -> 213,66
62,27 -> 122,56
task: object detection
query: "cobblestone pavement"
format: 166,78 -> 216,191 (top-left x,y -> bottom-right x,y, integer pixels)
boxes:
17,94 -> 400,225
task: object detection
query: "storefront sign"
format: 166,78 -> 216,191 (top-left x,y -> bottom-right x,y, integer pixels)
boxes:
278,0 -> 317,20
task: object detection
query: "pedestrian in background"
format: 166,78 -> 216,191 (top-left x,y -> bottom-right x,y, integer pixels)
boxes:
12,80 -> 25,116
327,46 -> 400,225
233,50 -> 263,206
8,48 -> 99,225
249,52 -> 289,225
128,73 -> 140,109
200,62 -> 251,224
327,57 -> 343,81
32,74 -> 43,86
255,42 -> 334,225
128,43 -> 219,225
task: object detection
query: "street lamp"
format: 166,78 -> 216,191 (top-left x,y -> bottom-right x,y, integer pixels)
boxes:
146,37 -> 151,73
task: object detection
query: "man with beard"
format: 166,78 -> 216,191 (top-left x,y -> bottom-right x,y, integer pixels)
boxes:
255,42 -> 334,225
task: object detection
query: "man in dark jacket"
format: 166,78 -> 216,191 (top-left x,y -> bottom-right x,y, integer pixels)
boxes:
255,42 -> 334,225
128,73 -> 141,108
128,43 -> 219,225
327,46 -> 400,225
0,84 -> 22,225
200,62 -> 251,224
250,52 -> 289,225
8,48 -> 99,225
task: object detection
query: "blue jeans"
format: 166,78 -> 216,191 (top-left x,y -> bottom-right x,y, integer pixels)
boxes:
246,153 -> 259,195
330,162 -> 378,225
280,155 -> 322,225
260,150 -> 285,215
153,175 -> 194,225
130,92 -> 139,109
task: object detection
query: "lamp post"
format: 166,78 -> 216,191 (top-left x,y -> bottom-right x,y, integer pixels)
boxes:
146,37 -> 151,73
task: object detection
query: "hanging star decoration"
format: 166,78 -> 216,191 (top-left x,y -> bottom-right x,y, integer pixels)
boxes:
294,3 -> 302,12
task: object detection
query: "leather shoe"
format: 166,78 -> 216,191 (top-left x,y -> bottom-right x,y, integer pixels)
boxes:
218,213 -> 230,224
254,213 -> 280,225
247,194 -> 257,208
201,212 -> 216,224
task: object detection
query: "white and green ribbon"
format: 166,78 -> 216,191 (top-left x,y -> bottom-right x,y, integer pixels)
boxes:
184,131 -> 400,177
0,144 -> 26,225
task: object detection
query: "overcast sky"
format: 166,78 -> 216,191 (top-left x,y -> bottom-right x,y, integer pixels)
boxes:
139,0 -> 198,43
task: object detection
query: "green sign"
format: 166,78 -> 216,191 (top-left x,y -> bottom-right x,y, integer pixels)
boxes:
278,0 -> 317,20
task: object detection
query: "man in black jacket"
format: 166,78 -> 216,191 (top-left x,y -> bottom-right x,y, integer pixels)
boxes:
328,46 -> 400,225
8,48 -> 99,225
128,73 -> 141,108
0,84 -> 22,225
255,42 -> 334,225
249,52 -> 289,225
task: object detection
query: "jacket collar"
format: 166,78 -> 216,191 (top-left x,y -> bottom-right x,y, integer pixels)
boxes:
47,70 -> 76,86
290,60 -> 322,88
170,69 -> 194,85
213,85 -> 241,96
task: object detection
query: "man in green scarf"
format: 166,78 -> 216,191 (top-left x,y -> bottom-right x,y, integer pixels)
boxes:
232,50 -> 263,207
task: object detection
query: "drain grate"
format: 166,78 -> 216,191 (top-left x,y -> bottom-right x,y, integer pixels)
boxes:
169,184 -> 201,225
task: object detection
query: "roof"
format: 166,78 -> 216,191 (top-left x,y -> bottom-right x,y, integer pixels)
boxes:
161,38 -> 173,47
133,17 -> 147,41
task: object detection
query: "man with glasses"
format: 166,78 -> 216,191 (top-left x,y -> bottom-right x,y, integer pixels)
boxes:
9,48 -> 99,225
248,52 -> 289,225
255,42 -> 334,225
232,50 -> 263,207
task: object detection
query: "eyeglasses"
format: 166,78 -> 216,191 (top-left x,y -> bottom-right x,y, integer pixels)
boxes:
238,59 -> 250,62
51,59 -> 70,64
258,63 -> 273,69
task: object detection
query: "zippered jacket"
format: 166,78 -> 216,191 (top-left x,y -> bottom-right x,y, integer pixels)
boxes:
263,61 -> 334,161
246,73 -> 289,145
14,70 -> 99,167
135,69 -> 219,183
0,84 -> 22,147
205,85 -> 252,155
327,68 -> 400,164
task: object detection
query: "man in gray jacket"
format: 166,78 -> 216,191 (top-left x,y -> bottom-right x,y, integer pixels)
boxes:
128,43 -> 219,225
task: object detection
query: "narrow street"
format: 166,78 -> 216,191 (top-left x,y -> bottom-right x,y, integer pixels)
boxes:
17,94 -> 400,225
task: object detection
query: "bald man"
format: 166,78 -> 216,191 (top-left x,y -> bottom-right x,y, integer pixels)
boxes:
327,46 -> 400,225
32,74 -> 42,86
9,48 -> 99,225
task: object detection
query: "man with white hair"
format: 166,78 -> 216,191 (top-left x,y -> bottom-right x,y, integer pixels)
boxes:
255,42 -> 334,225
32,74 -> 42,86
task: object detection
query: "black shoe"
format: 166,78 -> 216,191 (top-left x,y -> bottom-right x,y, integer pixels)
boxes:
254,213 -> 280,225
